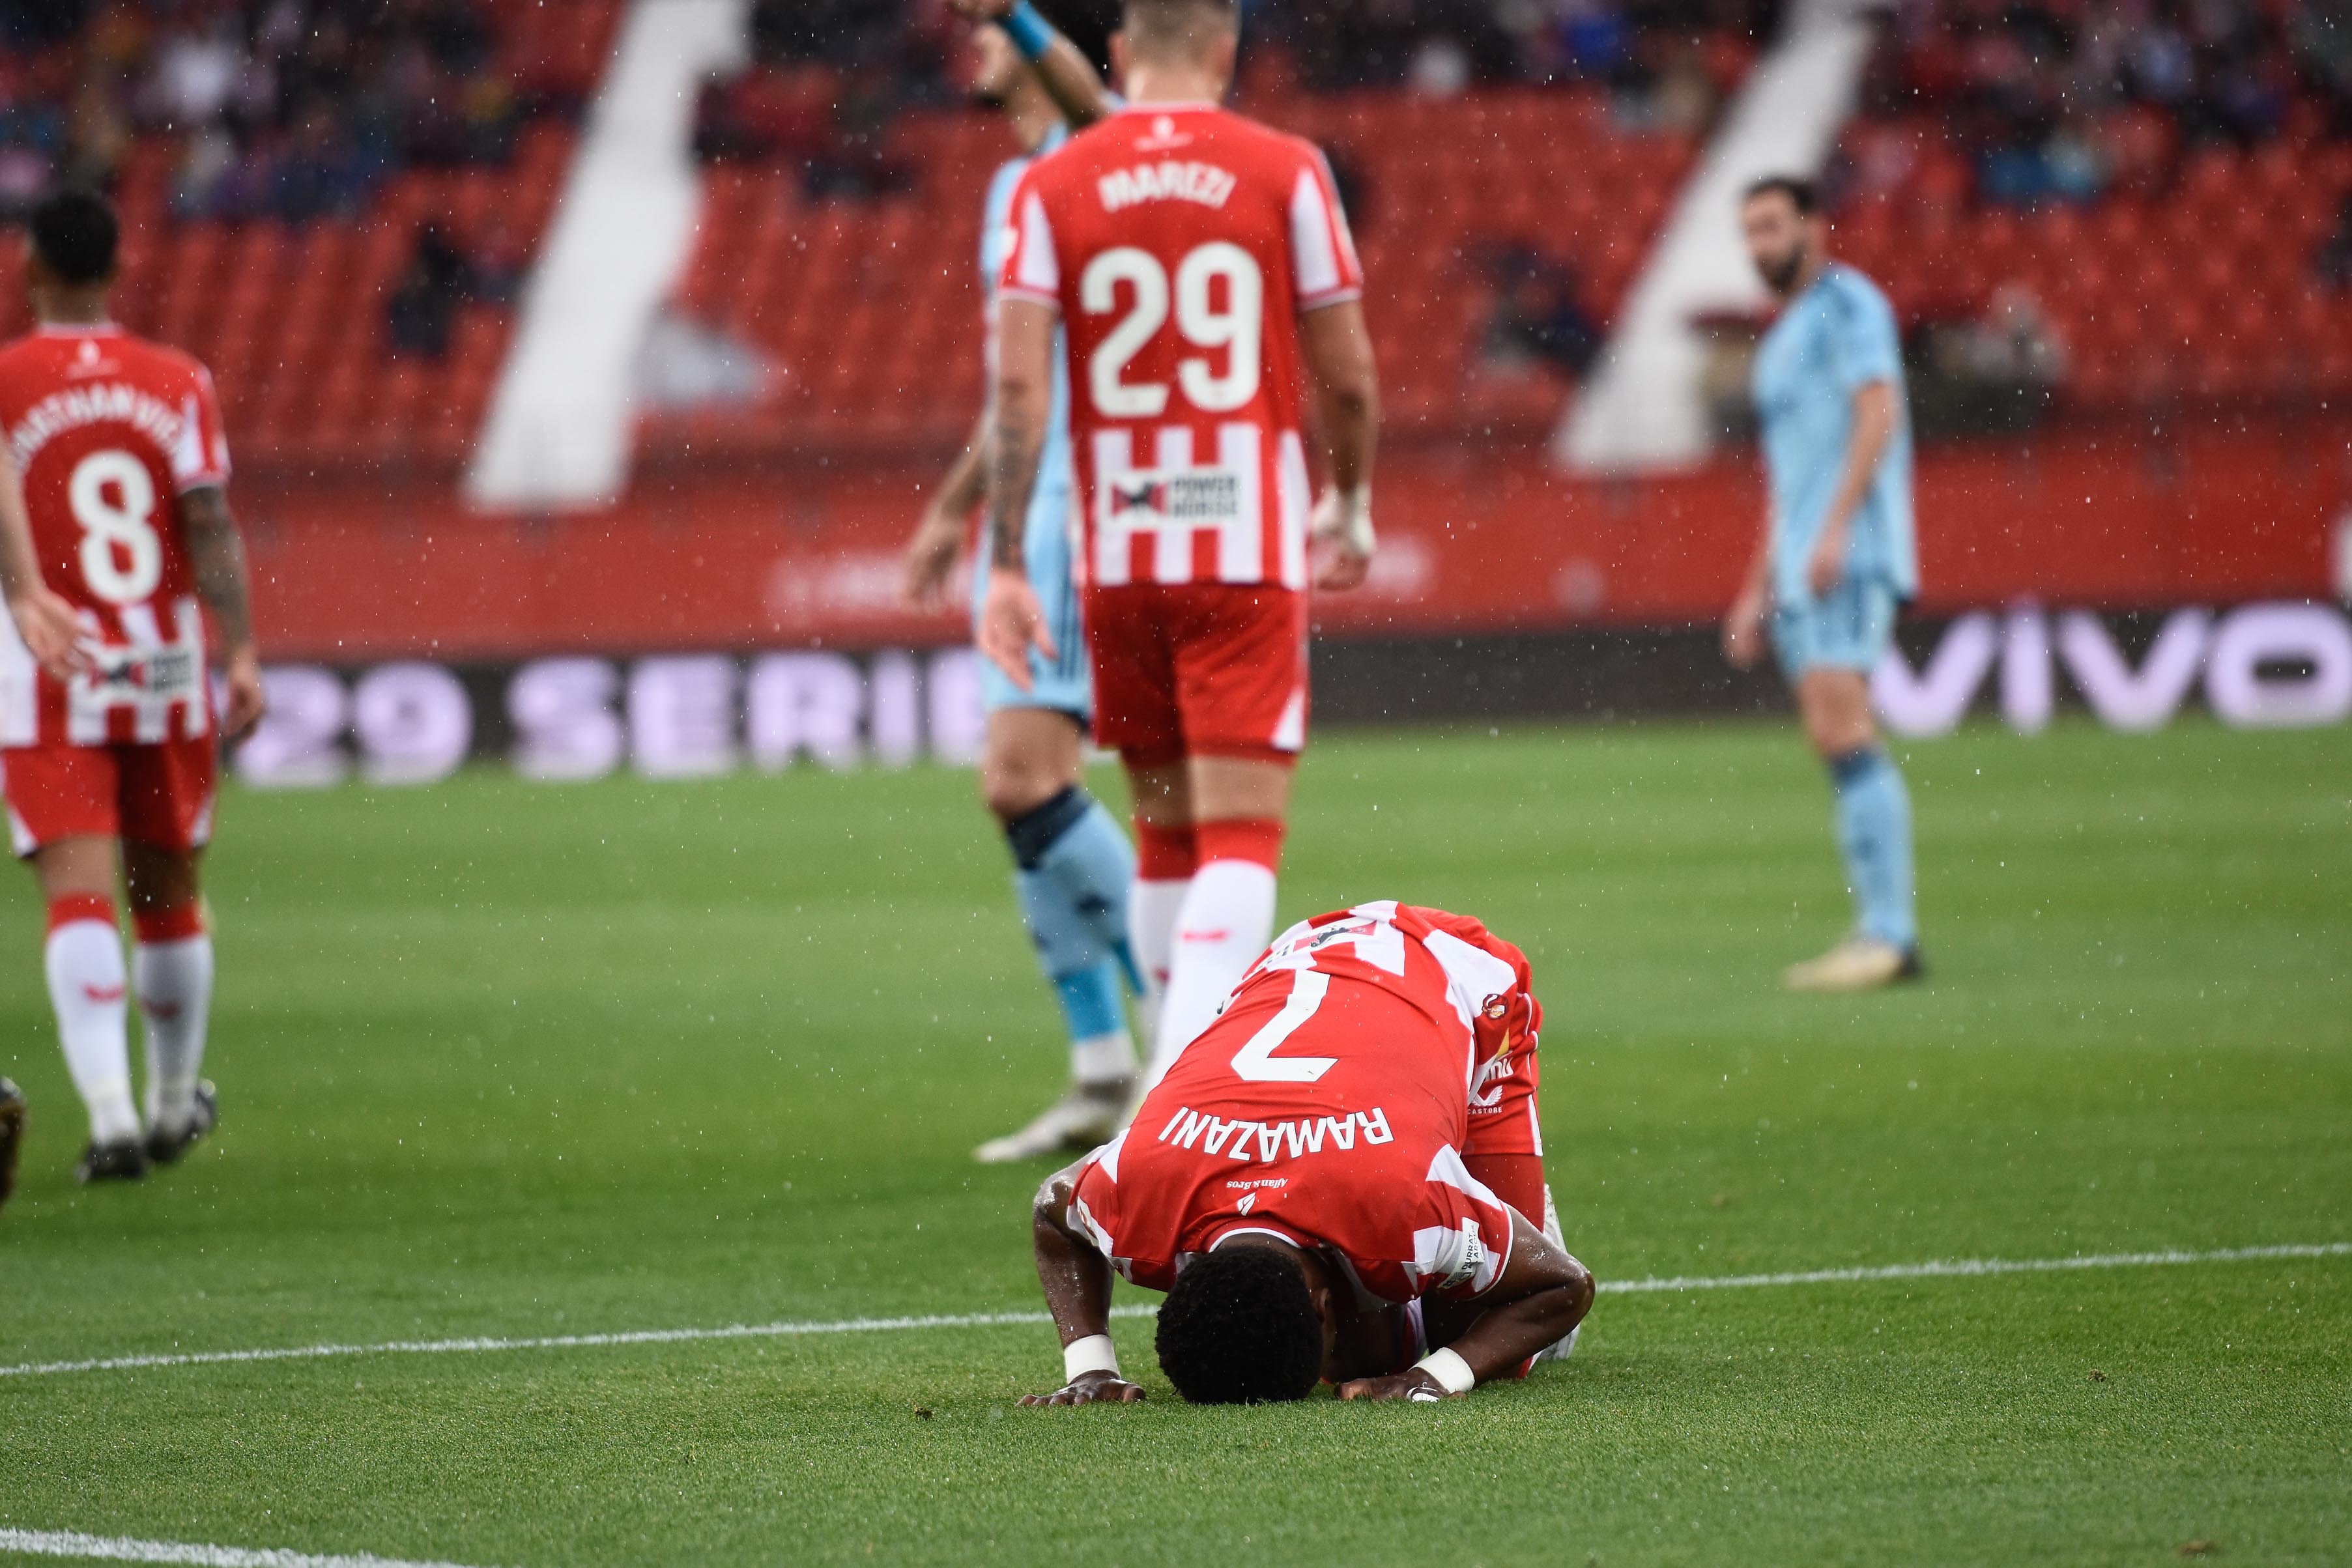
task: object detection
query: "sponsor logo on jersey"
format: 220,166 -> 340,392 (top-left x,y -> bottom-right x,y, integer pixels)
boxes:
89,645 -> 203,702
1469,1046 -> 1517,1110
7,382 -> 183,470
1097,160 -> 1238,214
1107,466 -> 1242,526
1155,1104 -> 1394,1163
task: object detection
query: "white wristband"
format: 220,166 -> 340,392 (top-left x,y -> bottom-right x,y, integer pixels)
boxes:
1063,1333 -> 1119,1383
1413,1347 -> 1476,1396
1334,486 -> 1375,553
1312,485 -> 1375,556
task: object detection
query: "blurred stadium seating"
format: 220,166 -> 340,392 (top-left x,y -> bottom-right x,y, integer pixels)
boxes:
663,85 -> 1699,459
0,0 -> 624,474
1833,0 -> 2352,409
13,0 -> 2352,470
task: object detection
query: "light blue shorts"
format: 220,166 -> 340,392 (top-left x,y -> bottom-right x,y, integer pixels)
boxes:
1771,575 -> 1899,684
974,486 -> 1092,720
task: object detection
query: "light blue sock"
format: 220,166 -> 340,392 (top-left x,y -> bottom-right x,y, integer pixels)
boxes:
1829,747 -> 1917,950
1008,788 -> 1140,1084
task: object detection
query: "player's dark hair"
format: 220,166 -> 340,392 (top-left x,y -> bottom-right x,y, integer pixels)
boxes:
1743,175 -> 1820,216
1156,1244 -> 1323,1404
29,187 -> 119,287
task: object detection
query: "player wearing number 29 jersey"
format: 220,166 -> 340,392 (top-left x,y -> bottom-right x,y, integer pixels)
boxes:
984,0 -> 1383,1092
0,188 -> 265,1187
997,104 -> 1360,605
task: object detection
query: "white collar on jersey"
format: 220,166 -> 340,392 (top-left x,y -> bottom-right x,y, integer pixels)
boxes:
1207,1223 -> 1307,1252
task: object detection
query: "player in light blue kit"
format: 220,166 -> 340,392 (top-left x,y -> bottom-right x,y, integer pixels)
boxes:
902,0 -> 1141,1160
1723,175 -> 1923,992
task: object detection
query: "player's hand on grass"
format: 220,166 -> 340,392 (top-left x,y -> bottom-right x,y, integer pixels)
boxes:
1722,589 -> 1766,670
1020,1369 -> 1147,1406
220,645 -> 267,739
901,506 -> 966,609
978,563 -> 1055,691
1310,486 -> 1374,592
1805,523 -> 1848,599
1337,1368 -> 1456,1403
7,584 -> 88,681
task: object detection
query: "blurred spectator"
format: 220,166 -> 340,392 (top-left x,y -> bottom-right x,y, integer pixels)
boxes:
386,222 -> 479,358
1909,279 -> 2067,435
151,15 -> 242,127
2315,191 -> 2352,287
3,0 -> 573,223
1480,245 -> 1603,378
468,215 -> 532,304
1958,279 -> 2069,386
63,77 -> 132,188
270,102 -> 374,220
1856,0 -> 2347,210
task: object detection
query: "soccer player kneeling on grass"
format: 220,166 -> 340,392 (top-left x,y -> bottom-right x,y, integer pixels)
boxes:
1022,903 -> 1594,1404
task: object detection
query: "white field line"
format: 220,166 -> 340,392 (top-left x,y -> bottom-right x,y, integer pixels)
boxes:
1599,1240 -> 2352,1296
0,1527 -> 498,1568
1,1240 -> 2342,1385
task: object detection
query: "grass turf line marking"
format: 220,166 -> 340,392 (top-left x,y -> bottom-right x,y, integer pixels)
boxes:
1599,1240 -> 2352,1295
3,1241 -> 2342,1384
0,1528 -> 498,1568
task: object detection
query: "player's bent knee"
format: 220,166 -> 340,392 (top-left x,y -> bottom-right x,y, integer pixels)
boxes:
980,750 -> 1079,823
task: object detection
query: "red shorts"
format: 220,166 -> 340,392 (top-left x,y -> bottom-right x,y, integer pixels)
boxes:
1,738 -> 218,859
1084,583 -> 1308,766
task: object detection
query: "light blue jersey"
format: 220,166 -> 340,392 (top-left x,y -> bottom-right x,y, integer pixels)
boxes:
975,127 -> 1089,717
1753,263 -> 1917,609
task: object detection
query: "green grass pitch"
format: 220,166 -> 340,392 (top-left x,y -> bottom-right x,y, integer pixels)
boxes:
0,717 -> 2345,1567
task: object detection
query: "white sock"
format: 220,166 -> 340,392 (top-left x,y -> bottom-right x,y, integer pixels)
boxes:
1147,859 -> 1278,1087
47,917 -> 137,1145
136,934 -> 214,1130
1070,1031 -> 1136,1087
1130,877 -> 1188,1053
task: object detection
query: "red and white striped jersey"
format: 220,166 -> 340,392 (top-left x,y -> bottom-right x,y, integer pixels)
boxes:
1067,902 -> 1543,1305
0,325 -> 228,747
997,102 -> 1363,592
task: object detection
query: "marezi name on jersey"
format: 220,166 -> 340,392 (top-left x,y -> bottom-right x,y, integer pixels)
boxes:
1097,159 -> 1238,213
1153,1103 -> 1396,1163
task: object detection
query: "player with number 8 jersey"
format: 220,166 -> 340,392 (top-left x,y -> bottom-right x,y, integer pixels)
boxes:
0,188 -> 265,1185
984,0 -> 1383,1083
0,326 -> 229,754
